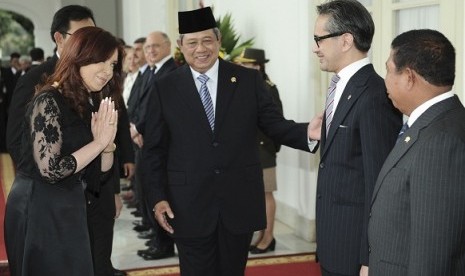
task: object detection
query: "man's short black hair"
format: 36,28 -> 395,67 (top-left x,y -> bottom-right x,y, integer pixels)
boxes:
29,47 -> 45,61
50,5 -> 95,43
10,52 -> 20,59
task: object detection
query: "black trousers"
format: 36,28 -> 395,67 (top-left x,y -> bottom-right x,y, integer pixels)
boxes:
134,146 -> 151,227
86,179 -> 116,276
175,219 -> 253,276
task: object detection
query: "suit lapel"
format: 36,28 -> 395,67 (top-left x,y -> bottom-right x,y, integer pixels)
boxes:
214,60 -> 237,135
154,58 -> 176,81
370,126 -> 420,203
174,65 -> 214,135
321,65 -> 374,158
371,96 -> 463,204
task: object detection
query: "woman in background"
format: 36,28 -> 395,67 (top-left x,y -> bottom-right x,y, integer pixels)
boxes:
235,48 -> 283,254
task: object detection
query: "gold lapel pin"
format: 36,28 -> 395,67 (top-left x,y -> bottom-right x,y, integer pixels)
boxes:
231,77 -> 237,83
404,136 -> 411,143
347,95 -> 352,100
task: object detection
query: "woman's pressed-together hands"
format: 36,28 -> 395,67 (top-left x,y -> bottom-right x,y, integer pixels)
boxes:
92,97 -> 118,151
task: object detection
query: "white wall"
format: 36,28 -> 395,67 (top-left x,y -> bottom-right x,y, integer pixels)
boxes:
120,0 -> 170,45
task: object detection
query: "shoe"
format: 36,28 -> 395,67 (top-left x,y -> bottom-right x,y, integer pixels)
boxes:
141,246 -> 175,260
133,224 -> 151,232
250,238 -> 276,254
131,210 -> 142,217
132,220 -> 143,226
137,245 -> 158,257
138,229 -> 156,239
145,239 -> 154,246
113,268 -> 127,276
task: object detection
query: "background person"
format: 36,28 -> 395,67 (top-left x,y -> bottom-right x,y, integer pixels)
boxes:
131,31 -> 178,261
235,47 -> 282,254
29,47 -> 45,69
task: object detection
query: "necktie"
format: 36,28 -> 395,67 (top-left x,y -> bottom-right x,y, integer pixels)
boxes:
396,122 -> 409,142
325,74 -> 340,136
146,66 -> 155,84
197,74 -> 215,130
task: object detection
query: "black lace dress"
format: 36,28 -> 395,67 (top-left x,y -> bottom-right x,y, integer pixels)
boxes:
4,88 -> 99,275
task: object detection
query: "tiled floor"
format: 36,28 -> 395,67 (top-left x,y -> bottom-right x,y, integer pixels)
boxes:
111,203 -> 316,271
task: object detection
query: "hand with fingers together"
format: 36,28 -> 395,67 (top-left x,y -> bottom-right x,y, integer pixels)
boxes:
92,97 -> 118,151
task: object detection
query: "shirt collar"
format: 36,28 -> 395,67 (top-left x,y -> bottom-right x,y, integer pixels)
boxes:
154,55 -> 171,71
190,59 -> 219,83
407,91 -> 455,127
337,57 -> 370,81
139,63 -> 149,74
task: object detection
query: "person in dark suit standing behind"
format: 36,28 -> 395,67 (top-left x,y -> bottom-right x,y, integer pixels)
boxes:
142,7 -> 311,276
0,52 -> 21,152
235,48 -> 282,254
307,1 -> 402,275
1,53 -> 21,100
6,6 -> 95,167
29,47 -> 45,69
129,31 -> 178,261
368,29 -> 465,276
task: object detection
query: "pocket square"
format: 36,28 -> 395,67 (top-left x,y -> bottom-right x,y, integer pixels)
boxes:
339,125 -> 348,128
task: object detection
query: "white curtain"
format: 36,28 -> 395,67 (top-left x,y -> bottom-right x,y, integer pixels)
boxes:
396,5 -> 439,35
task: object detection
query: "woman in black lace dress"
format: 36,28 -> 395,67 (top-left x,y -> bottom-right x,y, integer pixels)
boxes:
4,26 -> 124,275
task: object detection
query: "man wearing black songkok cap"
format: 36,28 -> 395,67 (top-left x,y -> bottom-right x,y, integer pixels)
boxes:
141,6 -> 313,276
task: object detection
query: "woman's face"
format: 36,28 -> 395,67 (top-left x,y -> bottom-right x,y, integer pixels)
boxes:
80,49 -> 118,92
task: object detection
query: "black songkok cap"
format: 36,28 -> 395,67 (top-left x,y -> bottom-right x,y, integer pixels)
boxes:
178,7 -> 217,34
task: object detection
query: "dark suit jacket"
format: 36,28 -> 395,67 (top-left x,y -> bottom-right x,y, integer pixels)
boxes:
6,55 -> 58,167
1,67 -> 21,108
258,78 -> 282,168
315,64 -> 402,274
114,103 -> 134,181
126,69 -> 144,122
140,59 -> 309,238
128,58 -> 178,135
369,95 -> 465,276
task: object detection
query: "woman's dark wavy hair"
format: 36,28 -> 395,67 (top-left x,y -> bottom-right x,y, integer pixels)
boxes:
37,26 -> 124,117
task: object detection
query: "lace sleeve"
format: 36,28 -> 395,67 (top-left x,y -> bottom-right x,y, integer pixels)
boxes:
31,93 -> 77,183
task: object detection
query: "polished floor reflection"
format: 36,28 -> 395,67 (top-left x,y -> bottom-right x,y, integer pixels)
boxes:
111,203 -> 316,271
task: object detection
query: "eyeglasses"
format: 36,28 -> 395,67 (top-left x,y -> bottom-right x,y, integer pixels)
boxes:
313,32 -> 345,47
64,32 -> 73,36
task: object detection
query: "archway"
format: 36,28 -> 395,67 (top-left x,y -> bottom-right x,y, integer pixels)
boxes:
0,0 -> 57,58
0,9 -> 34,60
